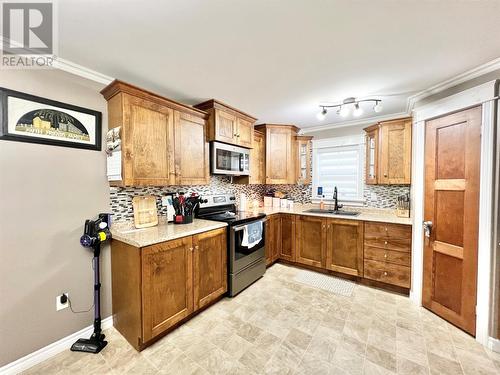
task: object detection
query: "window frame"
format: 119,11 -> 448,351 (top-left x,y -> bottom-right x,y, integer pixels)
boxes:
311,135 -> 365,206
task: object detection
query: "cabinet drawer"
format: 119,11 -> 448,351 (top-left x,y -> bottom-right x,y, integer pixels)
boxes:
364,246 -> 411,266
364,222 -> 411,239
364,259 -> 410,288
364,237 -> 411,252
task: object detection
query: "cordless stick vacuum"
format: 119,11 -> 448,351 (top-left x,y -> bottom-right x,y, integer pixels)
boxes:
71,213 -> 112,354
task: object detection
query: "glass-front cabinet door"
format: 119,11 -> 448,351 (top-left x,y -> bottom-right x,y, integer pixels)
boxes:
295,136 -> 312,184
365,127 -> 378,185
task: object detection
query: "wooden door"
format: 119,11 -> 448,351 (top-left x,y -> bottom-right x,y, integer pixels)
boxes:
379,118 -> 412,184
422,106 -> 481,336
142,237 -> 194,341
215,109 -> 237,144
174,111 -> 209,185
296,215 -> 326,268
365,126 -> 379,185
266,127 -> 292,184
237,117 -> 253,148
124,94 -> 174,185
326,219 -> 363,276
193,228 -> 227,310
279,214 -> 295,262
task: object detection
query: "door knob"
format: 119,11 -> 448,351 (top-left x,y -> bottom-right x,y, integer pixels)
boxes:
423,221 -> 433,238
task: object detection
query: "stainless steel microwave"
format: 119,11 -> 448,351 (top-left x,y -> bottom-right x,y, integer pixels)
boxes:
211,141 -> 250,176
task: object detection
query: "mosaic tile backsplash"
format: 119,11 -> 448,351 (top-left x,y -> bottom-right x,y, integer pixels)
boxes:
110,176 -> 408,221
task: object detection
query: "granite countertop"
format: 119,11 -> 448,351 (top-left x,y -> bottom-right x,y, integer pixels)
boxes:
255,204 -> 413,225
111,218 -> 227,248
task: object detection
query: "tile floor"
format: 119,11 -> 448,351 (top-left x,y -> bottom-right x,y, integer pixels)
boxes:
24,263 -> 500,374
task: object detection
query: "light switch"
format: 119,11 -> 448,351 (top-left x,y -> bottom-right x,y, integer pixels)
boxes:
370,192 -> 377,201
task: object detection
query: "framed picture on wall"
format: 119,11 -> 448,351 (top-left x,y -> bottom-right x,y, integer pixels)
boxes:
0,87 -> 102,151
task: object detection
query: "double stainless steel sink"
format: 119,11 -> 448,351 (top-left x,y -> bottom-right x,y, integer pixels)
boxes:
303,208 -> 361,216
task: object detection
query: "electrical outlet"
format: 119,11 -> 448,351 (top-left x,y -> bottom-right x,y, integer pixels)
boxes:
56,293 -> 69,311
370,192 -> 378,201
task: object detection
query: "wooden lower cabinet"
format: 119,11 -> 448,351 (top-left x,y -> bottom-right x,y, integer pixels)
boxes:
279,214 -> 296,262
295,215 -> 326,268
265,215 -> 281,265
111,227 -> 227,350
267,214 -> 412,291
362,222 -> 411,288
325,219 -> 363,276
142,237 -> 194,342
193,228 -> 227,310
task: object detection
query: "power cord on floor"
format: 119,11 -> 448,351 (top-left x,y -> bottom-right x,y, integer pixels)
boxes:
67,256 -> 95,314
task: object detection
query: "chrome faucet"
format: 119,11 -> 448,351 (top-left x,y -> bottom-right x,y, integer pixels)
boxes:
333,186 -> 343,211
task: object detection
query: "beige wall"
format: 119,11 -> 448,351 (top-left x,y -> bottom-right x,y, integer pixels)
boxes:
0,70 -> 109,366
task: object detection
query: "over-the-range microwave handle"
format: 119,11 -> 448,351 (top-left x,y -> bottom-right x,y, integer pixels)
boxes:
232,218 -> 267,232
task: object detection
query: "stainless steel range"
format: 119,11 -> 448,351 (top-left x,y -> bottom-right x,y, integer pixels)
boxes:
196,194 -> 266,296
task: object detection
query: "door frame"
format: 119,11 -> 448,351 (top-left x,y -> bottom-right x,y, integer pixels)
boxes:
411,79 -> 498,346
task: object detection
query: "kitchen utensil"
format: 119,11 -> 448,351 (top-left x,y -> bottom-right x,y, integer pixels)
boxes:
132,196 -> 158,228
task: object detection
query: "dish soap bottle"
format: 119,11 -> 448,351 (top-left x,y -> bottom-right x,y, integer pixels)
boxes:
319,195 -> 325,210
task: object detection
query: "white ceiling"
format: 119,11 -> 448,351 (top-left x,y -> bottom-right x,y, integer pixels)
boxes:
58,0 -> 500,128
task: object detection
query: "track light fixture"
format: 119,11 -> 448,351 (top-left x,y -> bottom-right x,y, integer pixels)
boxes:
316,97 -> 382,121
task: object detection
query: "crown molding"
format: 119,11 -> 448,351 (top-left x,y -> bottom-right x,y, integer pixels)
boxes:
301,111 -> 410,134
53,58 -> 114,85
406,56 -> 500,112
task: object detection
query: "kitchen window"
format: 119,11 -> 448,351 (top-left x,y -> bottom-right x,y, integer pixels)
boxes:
312,135 -> 365,204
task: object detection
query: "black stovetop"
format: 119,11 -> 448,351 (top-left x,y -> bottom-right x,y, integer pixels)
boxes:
198,210 -> 266,226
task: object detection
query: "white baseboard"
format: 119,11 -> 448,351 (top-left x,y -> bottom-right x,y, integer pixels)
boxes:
489,337 -> 500,353
0,316 -> 113,375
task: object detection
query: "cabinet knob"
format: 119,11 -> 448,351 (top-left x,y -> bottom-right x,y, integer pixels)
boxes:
189,247 -> 193,252
384,173 -> 388,177
383,271 -> 388,276
384,241 -> 388,245
195,245 -> 199,250
234,133 -> 238,137
384,253 -> 388,258
385,227 -> 388,231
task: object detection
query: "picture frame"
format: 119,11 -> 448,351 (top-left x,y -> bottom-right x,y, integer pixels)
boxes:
0,87 -> 102,151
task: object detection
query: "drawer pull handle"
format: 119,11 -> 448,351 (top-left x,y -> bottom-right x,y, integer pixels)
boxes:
384,241 -> 388,245
383,271 -> 388,276
385,227 -> 388,231
384,253 -> 388,258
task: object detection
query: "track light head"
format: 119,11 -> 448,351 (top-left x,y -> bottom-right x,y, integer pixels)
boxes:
316,107 -> 327,121
353,103 -> 363,117
373,101 -> 383,113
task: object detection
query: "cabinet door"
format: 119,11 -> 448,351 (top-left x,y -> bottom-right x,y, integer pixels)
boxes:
265,217 -> 274,265
279,214 -> 295,262
266,128 -> 292,184
379,119 -> 412,184
142,237 -> 193,342
365,128 -> 378,185
296,215 -> 326,268
237,117 -> 253,148
326,219 -> 363,276
215,109 -> 237,144
251,131 -> 265,184
296,139 -> 312,184
174,111 -> 209,185
193,228 -> 227,310
123,94 -> 175,185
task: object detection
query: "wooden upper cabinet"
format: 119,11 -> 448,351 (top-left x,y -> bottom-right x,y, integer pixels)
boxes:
192,228 -> 227,310
101,80 -> 209,186
194,99 -> 256,148
174,111 -> 209,185
236,117 -> 254,148
141,237 -> 194,342
364,125 -> 379,185
295,136 -> 313,185
295,215 -> 327,268
326,219 -> 363,276
235,130 -> 266,185
363,117 -> 412,185
256,124 -> 299,184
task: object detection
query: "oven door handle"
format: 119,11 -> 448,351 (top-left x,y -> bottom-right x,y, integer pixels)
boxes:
232,218 -> 267,232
